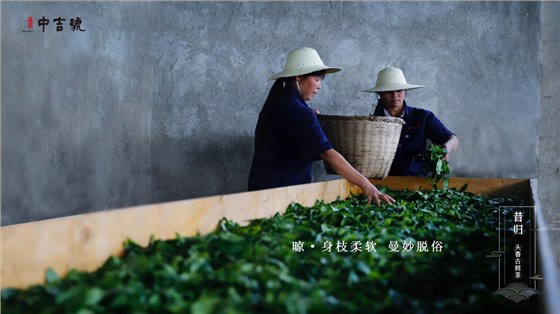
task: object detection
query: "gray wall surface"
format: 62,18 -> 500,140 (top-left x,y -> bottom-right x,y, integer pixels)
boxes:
539,1 -> 560,281
1,1 -> 545,225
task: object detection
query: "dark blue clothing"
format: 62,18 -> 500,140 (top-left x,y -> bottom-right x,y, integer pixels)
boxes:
248,82 -> 332,191
373,101 -> 454,176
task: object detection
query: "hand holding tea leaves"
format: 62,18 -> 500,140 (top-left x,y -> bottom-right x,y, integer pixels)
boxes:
422,144 -> 450,190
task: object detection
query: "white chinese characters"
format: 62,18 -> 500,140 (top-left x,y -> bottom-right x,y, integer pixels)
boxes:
292,240 -> 444,254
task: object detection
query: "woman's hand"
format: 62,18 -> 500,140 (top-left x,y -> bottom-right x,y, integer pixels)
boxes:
361,183 -> 395,207
320,149 -> 395,207
443,135 -> 459,161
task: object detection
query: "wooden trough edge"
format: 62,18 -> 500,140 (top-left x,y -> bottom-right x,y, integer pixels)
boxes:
1,177 -> 532,289
530,179 -> 560,314
1,179 -> 352,289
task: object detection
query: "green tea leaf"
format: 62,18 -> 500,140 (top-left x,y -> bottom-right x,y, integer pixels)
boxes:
45,268 -> 60,284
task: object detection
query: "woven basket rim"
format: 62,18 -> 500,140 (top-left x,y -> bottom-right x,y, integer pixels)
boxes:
317,114 -> 405,125
318,113 -> 404,178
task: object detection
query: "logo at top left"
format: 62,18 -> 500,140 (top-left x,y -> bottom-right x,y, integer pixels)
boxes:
23,16 -> 87,33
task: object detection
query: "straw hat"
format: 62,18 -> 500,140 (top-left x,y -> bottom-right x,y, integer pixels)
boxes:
269,47 -> 341,80
362,66 -> 424,92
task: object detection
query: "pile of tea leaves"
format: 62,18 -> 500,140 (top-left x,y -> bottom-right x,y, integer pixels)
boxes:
2,187 -> 539,314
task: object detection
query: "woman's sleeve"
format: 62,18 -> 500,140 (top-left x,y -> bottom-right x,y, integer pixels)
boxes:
425,111 -> 455,145
287,108 -> 333,162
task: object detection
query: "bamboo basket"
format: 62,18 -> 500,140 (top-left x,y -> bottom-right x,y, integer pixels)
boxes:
318,115 -> 405,179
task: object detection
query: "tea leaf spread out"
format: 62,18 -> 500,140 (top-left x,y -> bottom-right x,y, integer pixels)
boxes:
3,186 -> 537,313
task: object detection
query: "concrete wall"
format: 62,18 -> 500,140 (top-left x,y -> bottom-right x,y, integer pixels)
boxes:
2,2 -> 543,225
539,1 -> 560,280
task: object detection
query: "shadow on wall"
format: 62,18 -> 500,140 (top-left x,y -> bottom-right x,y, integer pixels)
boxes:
149,131 -> 255,206
1,132 -> 255,226
313,161 -> 341,183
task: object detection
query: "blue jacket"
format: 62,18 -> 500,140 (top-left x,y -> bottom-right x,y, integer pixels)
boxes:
373,101 -> 455,176
248,81 -> 332,190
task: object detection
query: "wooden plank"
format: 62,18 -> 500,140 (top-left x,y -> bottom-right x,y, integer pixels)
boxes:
349,176 -> 531,199
1,177 -> 531,289
1,179 -> 351,289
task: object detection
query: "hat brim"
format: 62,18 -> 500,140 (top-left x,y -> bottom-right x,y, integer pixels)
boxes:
361,83 -> 424,93
269,66 -> 341,80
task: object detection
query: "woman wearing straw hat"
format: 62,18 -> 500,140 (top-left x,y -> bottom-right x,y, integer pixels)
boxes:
364,66 -> 459,176
248,47 -> 394,206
